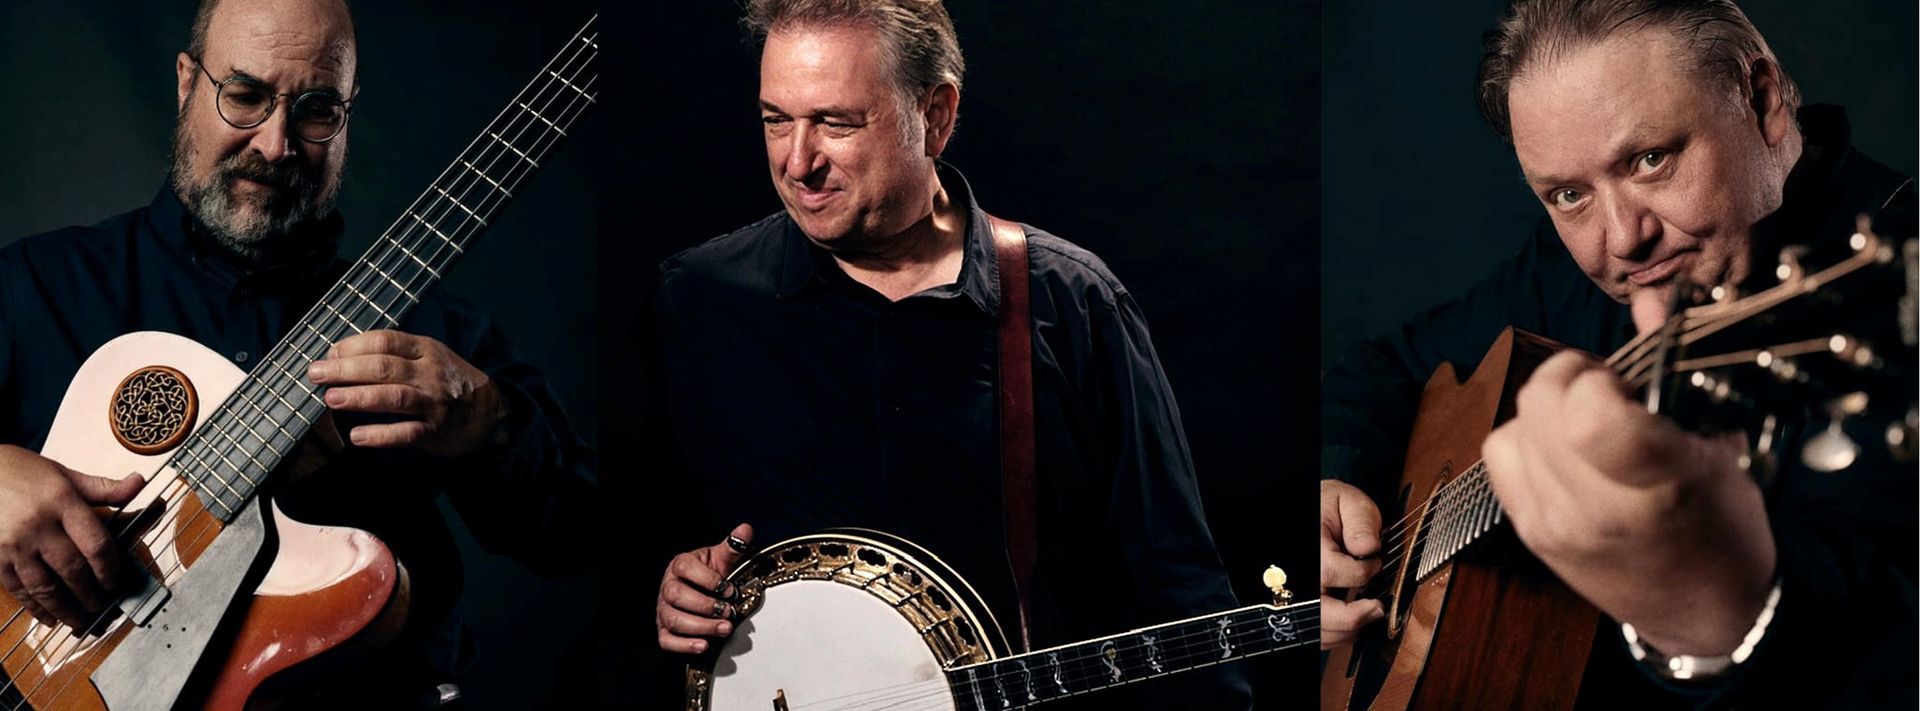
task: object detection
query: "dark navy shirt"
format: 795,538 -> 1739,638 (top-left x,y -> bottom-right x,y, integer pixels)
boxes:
0,180 -> 595,693
644,165 -> 1251,709
1322,107 -> 1917,709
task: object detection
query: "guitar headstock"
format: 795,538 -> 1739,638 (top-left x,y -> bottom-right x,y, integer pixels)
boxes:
1622,214 -> 1918,475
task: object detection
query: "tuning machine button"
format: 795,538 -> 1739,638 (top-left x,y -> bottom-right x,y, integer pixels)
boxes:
1263,566 -> 1292,606
1803,392 -> 1869,473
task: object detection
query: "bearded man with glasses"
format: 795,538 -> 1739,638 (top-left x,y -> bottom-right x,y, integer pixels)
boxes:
0,0 -> 594,707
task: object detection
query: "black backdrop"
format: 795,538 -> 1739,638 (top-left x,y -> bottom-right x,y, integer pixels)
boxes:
0,2 -> 600,708
599,1 -> 1322,708
1323,0 -> 1920,364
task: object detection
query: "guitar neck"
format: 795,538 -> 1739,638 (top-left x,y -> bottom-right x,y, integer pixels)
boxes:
161,16 -> 600,521
945,600 -> 1318,709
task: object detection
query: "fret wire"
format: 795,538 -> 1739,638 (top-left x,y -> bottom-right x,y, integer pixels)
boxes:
318,299 -> 365,336
133,19 -> 598,537
366,260 -> 423,304
487,132 -> 539,167
178,440 -> 246,505
198,421 -> 270,488
946,608 -> 1318,703
200,420 -> 269,490
516,102 -> 566,135
171,447 -> 237,519
460,160 -> 514,198
547,71 -> 594,103
953,631 -> 1319,707
431,186 -> 487,226
225,379 -> 304,450
338,279 -> 399,327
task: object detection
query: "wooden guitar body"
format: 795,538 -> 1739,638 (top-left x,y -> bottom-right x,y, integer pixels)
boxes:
1322,328 -> 1602,711
0,332 -> 407,711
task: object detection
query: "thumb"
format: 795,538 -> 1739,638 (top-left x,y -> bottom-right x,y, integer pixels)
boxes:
67,469 -> 143,507
709,522 -> 755,573
1629,287 -> 1673,337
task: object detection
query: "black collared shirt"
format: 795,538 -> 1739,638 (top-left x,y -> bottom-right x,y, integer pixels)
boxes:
645,165 -> 1250,709
1322,106 -> 1917,709
0,181 -> 595,691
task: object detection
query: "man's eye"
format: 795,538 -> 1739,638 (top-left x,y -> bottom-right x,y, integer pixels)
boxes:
1635,150 -> 1668,172
1550,188 -> 1584,209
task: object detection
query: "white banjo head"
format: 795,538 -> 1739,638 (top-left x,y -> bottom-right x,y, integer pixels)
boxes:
687,531 -> 1007,711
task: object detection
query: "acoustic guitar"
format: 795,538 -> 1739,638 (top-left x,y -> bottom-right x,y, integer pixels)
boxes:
683,529 -> 1318,710
1322,215 -> 1918,709
0,16 -> 597,711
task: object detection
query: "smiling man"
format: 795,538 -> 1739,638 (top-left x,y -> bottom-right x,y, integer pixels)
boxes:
1320,0 -> 1913,707
643,0 -> 1248,708
0,0 -> 593,706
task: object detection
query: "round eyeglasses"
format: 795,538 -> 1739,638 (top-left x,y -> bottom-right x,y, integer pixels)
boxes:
192,59 -> 356,143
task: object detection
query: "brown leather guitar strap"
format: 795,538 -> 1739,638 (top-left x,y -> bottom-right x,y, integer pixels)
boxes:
987,213 -> 1038,653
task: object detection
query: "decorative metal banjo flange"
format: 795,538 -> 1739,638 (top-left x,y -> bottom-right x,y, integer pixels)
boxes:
721,534 -> 995,669
108,365 -> 198,455
687,533 -> 1002,710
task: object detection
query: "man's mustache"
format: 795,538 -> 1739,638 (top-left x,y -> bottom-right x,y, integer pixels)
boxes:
219,153 -> 314,195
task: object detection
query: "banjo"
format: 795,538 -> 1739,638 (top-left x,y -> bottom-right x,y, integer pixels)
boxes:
0,16 -> 597,711
684,530 -> 1317,710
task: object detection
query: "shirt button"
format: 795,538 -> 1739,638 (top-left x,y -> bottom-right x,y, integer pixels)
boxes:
234,351 -> 250,363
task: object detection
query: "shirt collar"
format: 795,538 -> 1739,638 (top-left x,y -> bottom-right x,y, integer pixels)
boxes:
773,162 -> 1003,316
146,175 -> 347,293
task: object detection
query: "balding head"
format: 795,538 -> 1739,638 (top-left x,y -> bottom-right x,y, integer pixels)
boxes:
172,0 -> 358,261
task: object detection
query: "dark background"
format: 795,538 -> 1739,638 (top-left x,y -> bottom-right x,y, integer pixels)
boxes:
1322,0 -> 1919,364
601,1 -> 1321,708
0,2 -> 599,708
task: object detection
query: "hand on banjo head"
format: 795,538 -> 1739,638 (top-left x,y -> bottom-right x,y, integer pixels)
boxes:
655,522 -> 756,655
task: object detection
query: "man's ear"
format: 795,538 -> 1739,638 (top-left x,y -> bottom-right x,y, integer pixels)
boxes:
922,83 -> 959,158
176,52 -> 197,113
1746,55 -> 1792,149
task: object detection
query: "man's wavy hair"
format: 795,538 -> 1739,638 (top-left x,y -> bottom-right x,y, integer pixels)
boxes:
1475,0 -> 1800,141
744,0 -> 966,103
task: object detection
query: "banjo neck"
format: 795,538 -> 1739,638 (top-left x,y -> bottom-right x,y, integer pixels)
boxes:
944,599 -> 1318,709
159,16 -> 600,524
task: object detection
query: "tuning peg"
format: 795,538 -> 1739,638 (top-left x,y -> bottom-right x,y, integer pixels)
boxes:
1889,407 -> 1919,462
1263,566 -> 1292,606
1804,393 -> 1869,473
1776,245 -> 1811,282
1827,334 -> 1881,369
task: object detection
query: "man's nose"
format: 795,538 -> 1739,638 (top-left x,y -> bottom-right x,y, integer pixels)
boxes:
782,123 -> 823,182
1602,192 -> 1660,260
245,102 -> 297,164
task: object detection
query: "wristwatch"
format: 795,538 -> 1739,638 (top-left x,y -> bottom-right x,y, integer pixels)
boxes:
1621,579 -> 1782,681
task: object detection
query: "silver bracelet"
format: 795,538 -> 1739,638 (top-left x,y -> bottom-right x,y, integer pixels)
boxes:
1621,579 -> 1783,681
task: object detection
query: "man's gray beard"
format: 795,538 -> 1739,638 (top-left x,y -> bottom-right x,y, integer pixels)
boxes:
169,113 -> 342,260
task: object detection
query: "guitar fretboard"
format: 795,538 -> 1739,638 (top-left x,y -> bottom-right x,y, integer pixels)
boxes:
166,16 -> 599,520
946,601 -> 1317,709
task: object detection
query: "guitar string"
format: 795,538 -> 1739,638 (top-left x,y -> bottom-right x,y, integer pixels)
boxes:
5,37 -> 599,707
1349,310 -> 1695,601
873,618 -> 1318,711
771,612 -> 1321,711
0,20 -> 597,709
778,608 -> 1321,711
17,38 -> 600,709
1351,249 -> 1883,602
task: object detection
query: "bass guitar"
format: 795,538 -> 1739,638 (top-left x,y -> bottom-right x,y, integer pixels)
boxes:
0,16 -> 597,711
